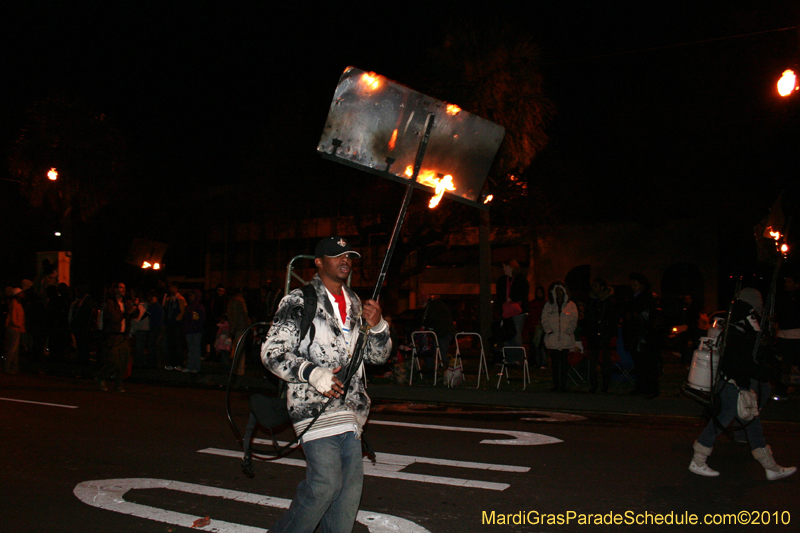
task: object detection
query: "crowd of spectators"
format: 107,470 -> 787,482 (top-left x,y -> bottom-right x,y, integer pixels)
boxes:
512,272 -> 676,398
1,260 -> 285,386
4,260 -> 798,400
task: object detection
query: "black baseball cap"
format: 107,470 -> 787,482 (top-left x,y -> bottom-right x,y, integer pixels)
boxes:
314,236 -> 361,259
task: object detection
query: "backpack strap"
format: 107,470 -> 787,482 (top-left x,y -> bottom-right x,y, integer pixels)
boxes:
299,283 -> 317,344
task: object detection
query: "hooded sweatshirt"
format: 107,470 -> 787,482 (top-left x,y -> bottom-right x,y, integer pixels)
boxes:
182,290 -> 206,334
720,298 -> 773,386
541,282 -> 579,350
262,275 -> 391,443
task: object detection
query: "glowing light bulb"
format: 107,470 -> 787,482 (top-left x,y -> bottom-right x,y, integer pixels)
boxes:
778,70 -> 797,97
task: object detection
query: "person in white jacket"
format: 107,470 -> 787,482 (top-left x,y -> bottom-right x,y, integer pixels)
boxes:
541,281 -> 578,392
262,236 -> 391,533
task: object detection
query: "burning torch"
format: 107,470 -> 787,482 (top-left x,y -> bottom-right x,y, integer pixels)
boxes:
317,67 -> 506,395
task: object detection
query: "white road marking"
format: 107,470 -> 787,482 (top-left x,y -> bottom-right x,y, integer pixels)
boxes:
371,404 -> 587,422
369,420 -> 563,445
372,450 -> 530,472
242,439 -> 529,472
198,420 -> 556,492
199,445 -> 516,491
74,478 -> 432,533
0,397 -> 78,409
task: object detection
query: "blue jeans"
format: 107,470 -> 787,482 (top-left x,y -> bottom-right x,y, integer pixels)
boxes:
271,431 -> 363,533
186,332 -> 203,372
698,379 -> 768,450
133,330 -> 149,368
147,326 -> 164,369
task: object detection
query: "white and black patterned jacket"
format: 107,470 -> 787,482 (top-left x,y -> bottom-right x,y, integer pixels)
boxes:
261,274 -> 391,441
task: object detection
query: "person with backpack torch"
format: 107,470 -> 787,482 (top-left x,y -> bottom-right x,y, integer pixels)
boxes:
261,236 -> 391,533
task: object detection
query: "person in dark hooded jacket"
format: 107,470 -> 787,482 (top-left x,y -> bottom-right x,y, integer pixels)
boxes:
621,273 -> 664,398
585,278 -> 617,393
689,288 -> 795,480
541,281 -> 578,392
182,289 -> 206,373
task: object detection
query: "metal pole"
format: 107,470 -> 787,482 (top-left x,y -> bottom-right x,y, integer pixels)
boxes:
370,113 -> 436,301
479,208 -> 492,345
285,255 -> 314,296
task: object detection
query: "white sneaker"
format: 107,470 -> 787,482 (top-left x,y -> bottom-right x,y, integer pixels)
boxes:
766,466 -> 797,481
689,461 -> 720,477
753,446 -> 797,481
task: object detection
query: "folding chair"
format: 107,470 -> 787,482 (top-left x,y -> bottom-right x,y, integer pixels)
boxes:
410,330 -> 442,386
567,342 -> 589,387
455,332 -> 489,388
496,346 -> 530,390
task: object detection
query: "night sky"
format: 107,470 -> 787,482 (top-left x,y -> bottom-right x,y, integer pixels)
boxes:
2,2 -> 799,285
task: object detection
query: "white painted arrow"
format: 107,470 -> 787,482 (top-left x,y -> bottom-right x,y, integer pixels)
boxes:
74,478 -> 432,533
368,420 -> 563,445
199,445 -> 520,491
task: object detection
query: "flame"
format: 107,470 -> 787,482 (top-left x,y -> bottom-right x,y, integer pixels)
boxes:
361,72 -> 381,90
446,104 -> 461,116
142,261 -> 152,269
153,262 -> 161,270
388,129 -> 398,151
781,244 -> 789,254
401,166 -> 456,208
415,170 -> 440,188
778,70 -> 797,97
47,168 -> 58,181
768,228 -> 781,241
428,175 -> 455,208
483,194 -> 493,204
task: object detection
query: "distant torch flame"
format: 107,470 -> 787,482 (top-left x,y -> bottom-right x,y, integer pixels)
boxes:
404,166 -> 456,208
769,229 -> 781,241
361,72 -> 381,90
47,168 -> 58,181
483,194 -> 493,204
446,104 -> 461,116
781,244 -> 789,254
153,262 -> 161,270
778,70 -> 797,97
388,129 -> 398,151
142,261 -> 152,269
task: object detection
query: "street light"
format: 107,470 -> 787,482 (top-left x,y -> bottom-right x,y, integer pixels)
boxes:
777,69 -> 797,97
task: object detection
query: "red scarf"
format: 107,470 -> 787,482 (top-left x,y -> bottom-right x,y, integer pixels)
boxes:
332,292 -> 347,324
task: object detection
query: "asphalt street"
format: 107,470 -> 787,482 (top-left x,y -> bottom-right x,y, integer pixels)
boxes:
1,371 -> 799,533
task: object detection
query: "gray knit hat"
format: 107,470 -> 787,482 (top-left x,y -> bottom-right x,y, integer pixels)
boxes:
738,287 -> 763,315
